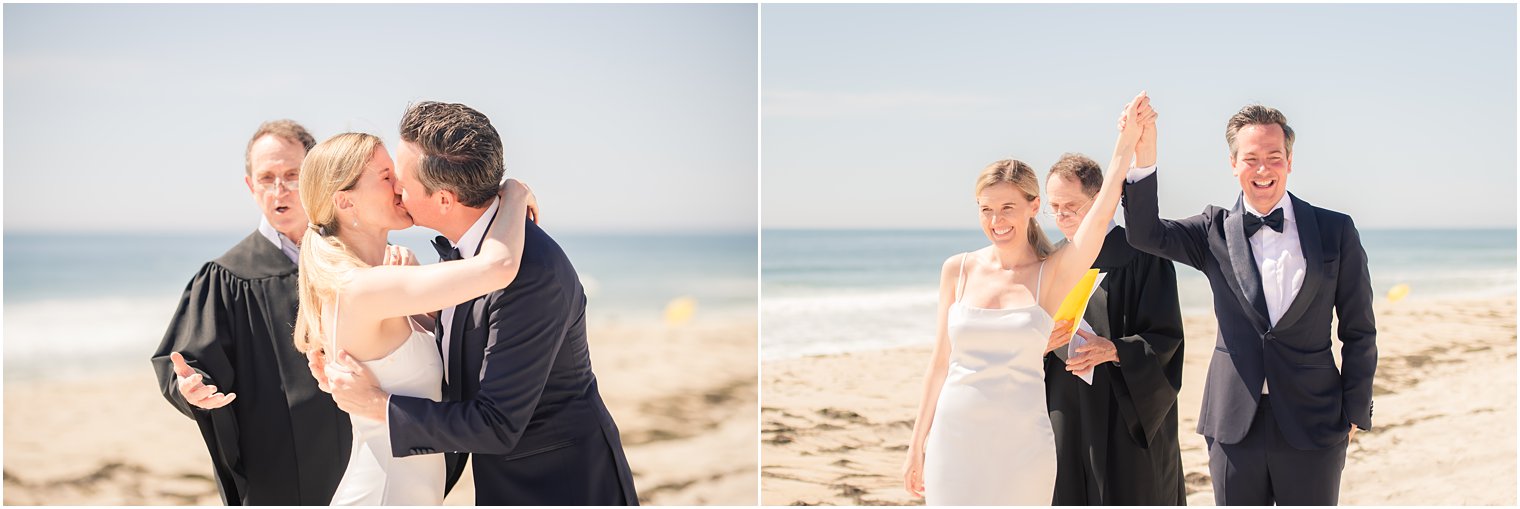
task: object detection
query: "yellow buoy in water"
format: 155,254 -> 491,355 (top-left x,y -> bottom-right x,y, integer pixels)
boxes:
664,297 -> 697,326
1387,283 -> 1410,303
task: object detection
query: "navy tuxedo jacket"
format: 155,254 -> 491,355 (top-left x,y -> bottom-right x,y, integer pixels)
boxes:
1123,173 -> 1376,450
388,219 -> 638,505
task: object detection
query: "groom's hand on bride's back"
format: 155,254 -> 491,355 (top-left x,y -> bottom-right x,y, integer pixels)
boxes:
328,350 -> 390,423
170,351 -> 237,410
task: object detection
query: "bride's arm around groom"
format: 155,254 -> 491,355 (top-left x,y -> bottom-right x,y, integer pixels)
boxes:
324,100 -> 639,505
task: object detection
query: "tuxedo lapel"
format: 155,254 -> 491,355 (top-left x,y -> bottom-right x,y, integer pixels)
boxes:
1220,199 -> 1272,332
447,299 -> 472,402
1272,194 -> 1325,330
434,312 -> 449,397
443,206 -> 498,401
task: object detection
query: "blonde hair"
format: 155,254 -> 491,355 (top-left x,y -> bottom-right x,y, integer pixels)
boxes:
974,158 -> 1055,260
293,133 -> 384,354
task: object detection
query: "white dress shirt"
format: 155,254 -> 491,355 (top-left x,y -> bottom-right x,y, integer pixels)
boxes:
257,216 -> 301,265
1127,165 -> 1304,394
440,197 -> 500,383
1245,193 -> 1305,394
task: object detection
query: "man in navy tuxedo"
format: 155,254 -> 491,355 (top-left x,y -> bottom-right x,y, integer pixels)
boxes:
1120,103 -> 1376,505
322,101 -> 638,505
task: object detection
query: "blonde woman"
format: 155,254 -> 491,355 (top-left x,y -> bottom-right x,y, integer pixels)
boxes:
901,93 -> 1155,505
292,132 -> 535,505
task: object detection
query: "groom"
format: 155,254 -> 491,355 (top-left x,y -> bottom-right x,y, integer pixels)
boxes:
1121,103 -> 1377,505
324,101 -> 638,504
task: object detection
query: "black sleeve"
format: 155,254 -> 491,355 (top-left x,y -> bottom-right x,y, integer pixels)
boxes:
1123,171 -> 1212,270
150,262 -> 237,419
1109,257 -> 1186,446
147,262 -> 248,504
1335,216 -> 1378,430
387,231 -> 571,457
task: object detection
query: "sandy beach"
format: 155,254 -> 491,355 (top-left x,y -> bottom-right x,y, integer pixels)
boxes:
3,320 -> 758,506
761,296 -> 1517,505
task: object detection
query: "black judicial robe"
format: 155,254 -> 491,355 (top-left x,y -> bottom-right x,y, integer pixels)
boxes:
150,231 -> 350,505
1045,226 -> 1186,505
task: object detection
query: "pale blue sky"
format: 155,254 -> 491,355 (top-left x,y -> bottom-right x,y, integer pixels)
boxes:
762,4 -> 1517,230
6,4 -> 757,233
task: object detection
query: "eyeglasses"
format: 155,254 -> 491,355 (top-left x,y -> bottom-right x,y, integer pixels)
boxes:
1044,199 -> 1092,220
255,177 -> 300,194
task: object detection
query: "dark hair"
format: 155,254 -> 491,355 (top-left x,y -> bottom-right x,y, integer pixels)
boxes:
245,119 -> 316,175
398,101 -> 505,208
1226,104 -> 1295,158
1046,153 -> 1103,198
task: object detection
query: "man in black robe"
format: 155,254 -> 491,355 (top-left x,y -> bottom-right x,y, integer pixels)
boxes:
150,120 -> 351,505
1042,152 -> 1186,505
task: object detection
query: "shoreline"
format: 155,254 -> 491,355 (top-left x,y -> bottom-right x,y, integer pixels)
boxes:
761,295 -> 1517,505
761,291 -> 1517,363
1,303 -> 755,384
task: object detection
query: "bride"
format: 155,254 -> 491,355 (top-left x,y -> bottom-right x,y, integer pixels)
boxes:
902,93 -> 1154,505
290,132 -> 536,505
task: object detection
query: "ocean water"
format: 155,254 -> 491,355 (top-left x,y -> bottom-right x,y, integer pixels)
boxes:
3,228 -> 757,380
761,228 -> 1517,360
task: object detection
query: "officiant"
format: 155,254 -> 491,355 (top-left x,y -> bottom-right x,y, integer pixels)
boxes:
1041,153 -> 1186,505
149,120 -> 351,505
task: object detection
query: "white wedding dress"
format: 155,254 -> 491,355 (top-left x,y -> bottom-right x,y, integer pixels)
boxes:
924,254 -> 1058,505
327,297 -> 446,505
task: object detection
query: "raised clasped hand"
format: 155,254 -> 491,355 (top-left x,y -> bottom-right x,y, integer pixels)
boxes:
1116,92 -> 1149,151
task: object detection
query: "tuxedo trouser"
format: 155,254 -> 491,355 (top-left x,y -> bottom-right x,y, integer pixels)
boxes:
1206,395 -> 1348,505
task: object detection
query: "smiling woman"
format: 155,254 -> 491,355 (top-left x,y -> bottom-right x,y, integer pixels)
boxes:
974,159 -> 1053,259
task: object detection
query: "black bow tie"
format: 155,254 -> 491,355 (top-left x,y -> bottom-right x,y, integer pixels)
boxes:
431,236 -> 462,262
1243,207 -> 1285,237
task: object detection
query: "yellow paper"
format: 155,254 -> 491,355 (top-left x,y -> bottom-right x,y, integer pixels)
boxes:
1051,269 -> 1101,342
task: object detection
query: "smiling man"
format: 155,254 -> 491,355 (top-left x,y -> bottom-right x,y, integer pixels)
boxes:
151,120 -> 352,505
1122,104 -> 1377,505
